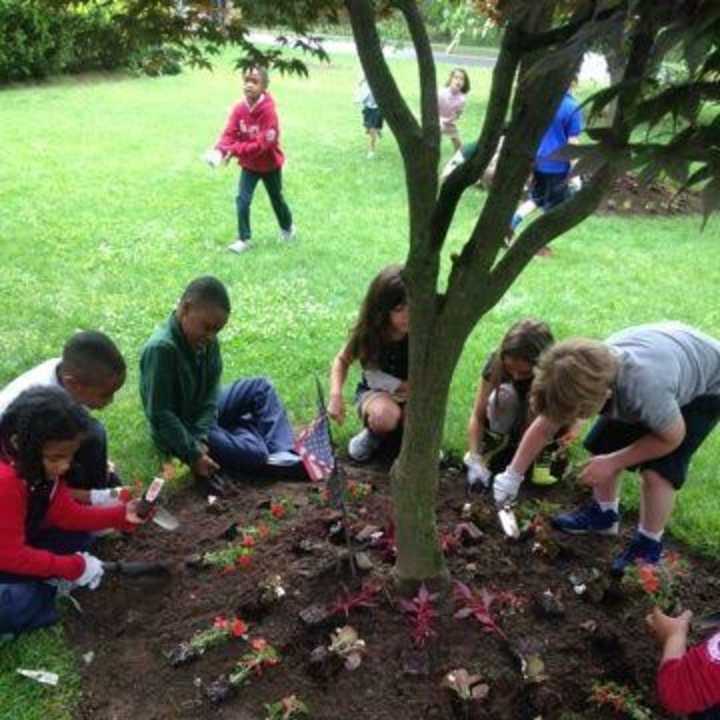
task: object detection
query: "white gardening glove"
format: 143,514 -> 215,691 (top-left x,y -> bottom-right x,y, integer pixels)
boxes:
569,175 -> 582,192
75,553 -> 105,590
204,148 -> 224,168
493,467 -> 524,507
464,452 -> 492,489
89,488 -> 116,506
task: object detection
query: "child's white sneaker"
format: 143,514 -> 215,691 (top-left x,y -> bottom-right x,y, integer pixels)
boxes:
279,225 -> 297,242
228,239 -> 251,254
348,429 -> 381,463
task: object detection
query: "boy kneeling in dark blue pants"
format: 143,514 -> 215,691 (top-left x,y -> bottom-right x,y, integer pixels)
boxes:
139,276 -> 305,492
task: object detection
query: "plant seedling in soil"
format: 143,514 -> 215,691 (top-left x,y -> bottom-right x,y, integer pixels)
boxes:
167,616 -> 248,667
229,637 -> 281,686
327,625 -> 366,670
452,581 -> 513,641
202,544 -> 254,572
590,681 -> 654,720
442,668 -> 489,701
398,584 -> 439,648
370,517 -> 397,562
346,479 -> 372,503
442,668 -> 490,720
621,552 -> 688,611
264,694 -> 310,720
328,581 -> 381,618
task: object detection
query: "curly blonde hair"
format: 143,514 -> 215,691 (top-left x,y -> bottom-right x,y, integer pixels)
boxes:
531,338 -> 618,425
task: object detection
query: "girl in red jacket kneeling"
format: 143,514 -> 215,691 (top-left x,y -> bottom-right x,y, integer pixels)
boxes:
0,387 -> 144,638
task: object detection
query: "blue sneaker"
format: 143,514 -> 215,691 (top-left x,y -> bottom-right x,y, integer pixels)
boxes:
551,501 -> 619,535
611,531 -> 663,576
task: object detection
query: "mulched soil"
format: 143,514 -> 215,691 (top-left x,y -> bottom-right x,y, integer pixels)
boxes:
64,459 -> 720,720
598,172 -> 702,216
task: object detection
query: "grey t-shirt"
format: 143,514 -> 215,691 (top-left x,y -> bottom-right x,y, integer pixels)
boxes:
607,323 -> 720,432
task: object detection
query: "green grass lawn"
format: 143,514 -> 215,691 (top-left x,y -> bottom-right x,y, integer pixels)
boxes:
0,51 -> 719,718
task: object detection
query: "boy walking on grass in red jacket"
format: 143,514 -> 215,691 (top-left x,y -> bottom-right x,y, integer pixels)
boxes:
212,66 -> 295,254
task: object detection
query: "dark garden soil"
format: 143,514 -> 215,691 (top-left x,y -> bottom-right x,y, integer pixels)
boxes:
65,458 -> 720,720
598,172 -> 702,217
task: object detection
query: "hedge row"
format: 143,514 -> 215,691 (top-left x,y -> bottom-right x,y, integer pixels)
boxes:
0,0 -> 180,83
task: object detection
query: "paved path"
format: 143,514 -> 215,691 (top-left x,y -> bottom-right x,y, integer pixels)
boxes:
249,31 -> 498,68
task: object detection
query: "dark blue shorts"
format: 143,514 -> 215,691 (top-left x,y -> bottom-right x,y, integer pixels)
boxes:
362,107 -> 383,131
584,395 -> 720,489
530,171 -> 570,211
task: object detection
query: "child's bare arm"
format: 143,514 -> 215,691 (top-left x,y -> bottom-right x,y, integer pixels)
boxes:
646,607 -> 692,662
328,345 -> 354,424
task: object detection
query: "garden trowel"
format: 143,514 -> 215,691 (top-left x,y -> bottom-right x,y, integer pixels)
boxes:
103,560 -> 171,577
497,504 -> 520,540
151,505 -> 179,531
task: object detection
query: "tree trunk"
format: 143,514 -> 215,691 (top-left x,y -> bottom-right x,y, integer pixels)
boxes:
390,317 -> 462,590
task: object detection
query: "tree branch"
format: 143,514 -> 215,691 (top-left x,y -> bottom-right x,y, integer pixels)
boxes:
487,165 -> 613,306
430,25 -> 523,252
393,0 -> 439,145
345,0 -> 423,156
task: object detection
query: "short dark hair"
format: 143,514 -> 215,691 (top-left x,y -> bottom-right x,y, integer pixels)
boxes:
180,276 -> 231,314
244,65 -> 269,89
0,386 -> 90,491
62,331 -> 126,384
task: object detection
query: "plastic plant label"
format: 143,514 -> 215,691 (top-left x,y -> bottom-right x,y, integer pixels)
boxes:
17,669 -> 59,686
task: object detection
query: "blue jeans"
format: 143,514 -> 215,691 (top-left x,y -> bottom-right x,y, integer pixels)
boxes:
207,377 -> 295,474
0,530 -> 93,637
236,168 -> 293,241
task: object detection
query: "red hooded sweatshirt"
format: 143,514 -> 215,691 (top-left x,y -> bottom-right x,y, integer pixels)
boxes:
0,460 -> 132,581
215,92 -> 285,173
657,631 -> 720,715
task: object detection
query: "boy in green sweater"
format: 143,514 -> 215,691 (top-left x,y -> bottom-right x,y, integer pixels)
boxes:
139,276 -> 303,490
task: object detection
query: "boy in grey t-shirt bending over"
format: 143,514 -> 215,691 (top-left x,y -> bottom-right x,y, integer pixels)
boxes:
492,323 -> 720,575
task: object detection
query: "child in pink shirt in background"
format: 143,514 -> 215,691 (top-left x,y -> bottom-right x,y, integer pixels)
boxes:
438,67 -> 470,151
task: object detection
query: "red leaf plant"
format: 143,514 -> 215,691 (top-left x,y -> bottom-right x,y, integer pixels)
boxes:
439,529 -> 460,556
370,517 -> 397,562
328,582 -> 381,618
452,581 -> 508,641
398,584 -> 439,648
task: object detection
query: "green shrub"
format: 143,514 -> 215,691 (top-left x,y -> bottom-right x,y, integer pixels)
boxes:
66,8 -> 133,73
0,0 -> 76,81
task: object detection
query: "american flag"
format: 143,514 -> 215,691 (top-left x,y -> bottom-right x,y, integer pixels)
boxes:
294,409 -> 335,482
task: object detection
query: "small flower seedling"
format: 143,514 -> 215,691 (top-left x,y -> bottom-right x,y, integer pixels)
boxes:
398,584 -> 439,648
264,694 -> 310,720
328,582 -> 380,618
590,681 -> 654,720
452,581 -> 508,641
621,553 -> 688,611
229,637 -> 281,686
442,668 -> 489,702
327,625 -> 366,671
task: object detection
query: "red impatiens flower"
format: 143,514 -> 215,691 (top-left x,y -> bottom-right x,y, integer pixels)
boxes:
231,618 -> 248,637
236,554 -> 253,570
638,564 -> 660,594
221,564 -> 236,575
257,523 -> 271,540
241,534 -> 256,548
251,638 -> 268,651
213,615 -> 229,630
270,503 -> 286,519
